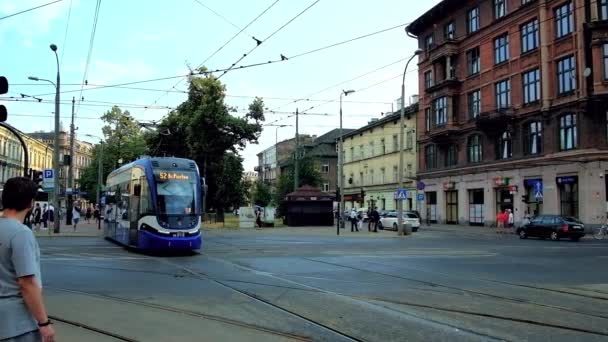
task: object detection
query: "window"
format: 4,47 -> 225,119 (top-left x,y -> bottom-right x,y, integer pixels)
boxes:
495,79 -> 511,109
425,145 -> 437,170
369,141 -> 375,157
526,121 -> 543,155
494,33 -> 509,64
557,55 -> 576,94
424,70 -> 434,89
521,19 -> 539,53
425,108 -> 431,132
380,138 -> 386,154
370,169 -> 375,185
350,147 -> 354,161
467,7 -> 480,33
601,0 -> 608,20
522,0 -> 533,4
432,96 -> 448,127
494,0 -> 506,19
359,172 -> 364,185
468,135 -> 482,163
392,134 -> 398,152
559,113 -> 577,150
498,131 -> 512,159
444,21 -> 455,39
321,164 -> 329,173
555,2 -> 573,39
446,144 -> 458,167
393,166 -> 398,182
380,168 -> 386,184
359,144 -> 364,159
406,131 -> 413,149
603,44 -> 608,80
523,68 -> 540,104
425,34 -> 434,50
468,90 -> 481,119
467,47 -> 480,75
323,183 -> 329,192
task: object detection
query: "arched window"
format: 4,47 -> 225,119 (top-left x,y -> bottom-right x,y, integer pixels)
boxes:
467,135 -> 482,163
498,131 -> 512,159
526,121 -> 542,155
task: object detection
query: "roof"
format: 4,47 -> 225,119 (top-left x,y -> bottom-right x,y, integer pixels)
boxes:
285,185 -> 334,201
342,103 -> 418,140
406,0 -> 462,36
312,128 -> 356,144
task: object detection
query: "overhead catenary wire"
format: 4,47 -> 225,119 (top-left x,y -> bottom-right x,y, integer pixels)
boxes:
0,0 -> 63,21
59,0 -> 74,67
216,0 -> 322,79
191,0 -> 254,38
75,0 -> 102,115
144,0 -> 281,113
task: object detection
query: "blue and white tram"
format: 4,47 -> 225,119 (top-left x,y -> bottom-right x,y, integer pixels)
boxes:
104,157 -> 203,250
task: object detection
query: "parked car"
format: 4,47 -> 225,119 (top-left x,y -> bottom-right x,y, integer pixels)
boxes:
378,211 -> 420,232
516,214 -> 585,241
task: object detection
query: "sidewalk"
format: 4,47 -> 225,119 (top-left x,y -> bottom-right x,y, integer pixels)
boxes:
34,220 -> 102,238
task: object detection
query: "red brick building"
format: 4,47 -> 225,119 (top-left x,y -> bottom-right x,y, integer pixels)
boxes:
407,0 -> 608,226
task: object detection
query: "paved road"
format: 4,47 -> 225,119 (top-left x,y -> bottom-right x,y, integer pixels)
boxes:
39,227 -> 608,341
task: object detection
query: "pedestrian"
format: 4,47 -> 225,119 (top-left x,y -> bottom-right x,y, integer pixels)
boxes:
522,213 -> 531,227
371,207 -> 380,233
507,209 -> 514,234
0,177 -> 55,342
47,204 -> 55,228
85,206 -> 92,223
33,203 -> 41,231
72,204 -> 81,231
496,209 -> 505,234
255,209 -> 263,228
349,208 -> 358,232
93,205 -> 101,226
41,204 -> 48,230
367,208 -> 373,232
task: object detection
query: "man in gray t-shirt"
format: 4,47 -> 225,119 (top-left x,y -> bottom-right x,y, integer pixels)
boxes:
0,177 -> 55,341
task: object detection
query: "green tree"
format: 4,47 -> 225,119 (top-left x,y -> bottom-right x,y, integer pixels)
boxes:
146,70 -> 265,220
273,156 -> 323,215
252,181 -> 272,207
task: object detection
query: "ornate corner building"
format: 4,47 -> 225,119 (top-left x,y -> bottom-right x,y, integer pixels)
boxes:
407,0 -> 608,225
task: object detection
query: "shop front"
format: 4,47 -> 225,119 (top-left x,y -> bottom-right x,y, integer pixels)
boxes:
493,177 -> 515,213
523,178 -> 543,216
425,191 -> 437,223
557,175 -> 578,218
444,181 -> 458,224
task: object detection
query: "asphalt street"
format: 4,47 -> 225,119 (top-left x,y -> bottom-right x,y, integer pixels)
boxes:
38,226 -> 608,342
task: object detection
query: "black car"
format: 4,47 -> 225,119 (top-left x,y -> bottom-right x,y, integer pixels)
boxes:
517,215 -> 585,241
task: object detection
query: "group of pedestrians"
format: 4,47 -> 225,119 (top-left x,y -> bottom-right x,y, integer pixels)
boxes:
348,207 -> 381,233
28,203 -> 54,231
495,208 -> 515,234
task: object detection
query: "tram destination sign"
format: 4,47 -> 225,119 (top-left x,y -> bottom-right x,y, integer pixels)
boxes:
156,171 -> 191,181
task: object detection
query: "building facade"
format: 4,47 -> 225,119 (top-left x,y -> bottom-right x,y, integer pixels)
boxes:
342,105 -> 418,211
408,0 -> 608,226
27,131 -> 94,190
0,125 -> 53,187
255,135 -> 314,187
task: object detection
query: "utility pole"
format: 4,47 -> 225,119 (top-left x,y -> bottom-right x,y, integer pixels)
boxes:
294,108 -> 299,191
96,141 -> 103,230
66,96 -> 75,225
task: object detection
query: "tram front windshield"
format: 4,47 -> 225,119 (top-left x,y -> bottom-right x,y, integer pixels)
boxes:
154,170 -> 198,217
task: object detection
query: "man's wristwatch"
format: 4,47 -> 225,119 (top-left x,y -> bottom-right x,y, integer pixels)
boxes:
38,320 -> 52,327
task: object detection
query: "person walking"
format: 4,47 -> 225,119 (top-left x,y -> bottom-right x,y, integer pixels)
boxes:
507,209 -> 514,234
0,177 -> 55,342
32,204 -> 41,231
371,207 -> 380,233
496,209 -> 505,234
93,205 -> 101,227
349,208 -> 358,232
47,204 -> 55,229
41,204 -> 48,230
72,204 -> 81,232
85,206 -> 92,224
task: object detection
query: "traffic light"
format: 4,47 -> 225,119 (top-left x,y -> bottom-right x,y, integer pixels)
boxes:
31,170 -> 43,185
0,76 -> 7,122
522,195 -> 529,203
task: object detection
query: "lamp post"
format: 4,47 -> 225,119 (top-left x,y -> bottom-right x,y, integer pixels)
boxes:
338,89 -> 355,235
397,49 -> 423,236
28,43 -> 61,233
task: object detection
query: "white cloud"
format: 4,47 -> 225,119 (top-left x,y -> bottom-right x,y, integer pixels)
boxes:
0,0 -> 74,40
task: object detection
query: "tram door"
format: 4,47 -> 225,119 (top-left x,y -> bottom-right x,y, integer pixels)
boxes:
128,170 -> 143,245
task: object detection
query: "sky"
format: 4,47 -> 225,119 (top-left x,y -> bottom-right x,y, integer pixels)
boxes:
0,0 -> 440,171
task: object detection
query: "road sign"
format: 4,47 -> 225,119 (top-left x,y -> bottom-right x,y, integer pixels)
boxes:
43,169 -> 53,179
42,169 -> 54,190
394,189 -> 408,201
416,181 -> 425,190
534,181 -> 543,199
417,193 -> 425,201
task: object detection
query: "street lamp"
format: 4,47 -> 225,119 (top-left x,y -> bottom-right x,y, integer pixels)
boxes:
397,49 -> 423,236
338,89 -> 355,235
275,124 -> 291,146
29,43 -> 61,233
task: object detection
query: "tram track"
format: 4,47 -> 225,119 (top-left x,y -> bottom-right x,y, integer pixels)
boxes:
48,315 -> 139,342
47,287 -> 313,341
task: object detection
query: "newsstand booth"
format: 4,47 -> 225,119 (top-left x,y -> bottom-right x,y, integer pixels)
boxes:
284,186 -> 334,226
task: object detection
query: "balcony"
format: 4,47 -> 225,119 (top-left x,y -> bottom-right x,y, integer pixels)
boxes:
475,107 -> 515,132
427,39 -> 459,64
427,123 -> 459,144
425,77 -> 461,93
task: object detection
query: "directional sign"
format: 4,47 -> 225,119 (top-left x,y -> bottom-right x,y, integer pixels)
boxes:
417,193 -> 425,201
394,189 -> 408,201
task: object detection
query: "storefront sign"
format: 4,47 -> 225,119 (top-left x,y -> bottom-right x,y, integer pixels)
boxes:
556,176 -> 578,185
443,181 -> 455,190
493,177 -> 510,187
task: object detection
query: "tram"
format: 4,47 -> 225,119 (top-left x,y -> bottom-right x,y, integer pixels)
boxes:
103,157 -> 204,250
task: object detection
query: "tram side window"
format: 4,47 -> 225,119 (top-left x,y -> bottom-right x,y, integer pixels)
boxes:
116,181 -> 130,221
138,177 -> 153,215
